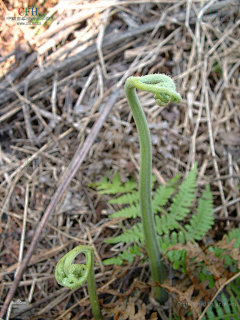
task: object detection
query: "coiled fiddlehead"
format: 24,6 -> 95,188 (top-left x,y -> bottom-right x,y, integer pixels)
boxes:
55,245 -> 103,320
126,74 -> 182,106
124,74 -> 182,303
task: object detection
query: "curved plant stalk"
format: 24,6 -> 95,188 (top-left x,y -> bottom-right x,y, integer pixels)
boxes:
124,74 -> 182,303
55,245 -> 103,320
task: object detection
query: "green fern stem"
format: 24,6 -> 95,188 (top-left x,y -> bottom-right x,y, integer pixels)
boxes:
124,74 -> 182,303
55,245 -> 103,320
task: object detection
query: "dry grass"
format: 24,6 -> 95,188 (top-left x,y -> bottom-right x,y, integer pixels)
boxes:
0,0 -> 240,319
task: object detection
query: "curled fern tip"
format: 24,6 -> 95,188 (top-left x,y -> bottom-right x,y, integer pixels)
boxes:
55,245 -> 93,290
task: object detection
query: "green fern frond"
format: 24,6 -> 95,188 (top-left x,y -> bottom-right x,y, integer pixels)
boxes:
102,256 -> 124,266
208,226 -> 240,269
121,179 -> 138,193
171,281 -> 240,320
160,231 -> 187,271
201,292 -> 240,320
92,165 -> 219,272
93,172 -> 137,194
87,173 -> 109,188
103,244 -> 144,266
160,231 -> 186,252
226,228 -> 240,249
169,163 -> 197,221
105,223 -> 144,244
110,203 -> 140,219
155,215 -> 178,235
167,250 -> 187,271
111,174 -> 180,217
108,174 -> 156,204
229,277 -> 240,298
185,184 -> 214,240
152,183 -> 177,213
152,174 -> 180,213
109,191 -> 139,205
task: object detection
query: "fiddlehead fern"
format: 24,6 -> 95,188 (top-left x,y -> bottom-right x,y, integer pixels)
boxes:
124,74 -> 182,303
55,245 -> 103,320
126,74 -> 182,106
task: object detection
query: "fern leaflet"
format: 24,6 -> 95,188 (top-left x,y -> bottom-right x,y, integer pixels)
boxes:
201,292 -> 240,320
160,231 -> 187,271
226,228 -> 240,249
105,223 -> 144,244
152,182 -> 177,213
109,191 -> 139,205
169,163 -> 197,221
155,214 -> 178,235
185,184 -> 214,240
110,203 -> 140,219
91,172 -> 137,194
103,244 -> 144,266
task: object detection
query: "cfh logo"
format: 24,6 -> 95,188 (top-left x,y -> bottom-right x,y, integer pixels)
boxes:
18,7 -> 38,16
